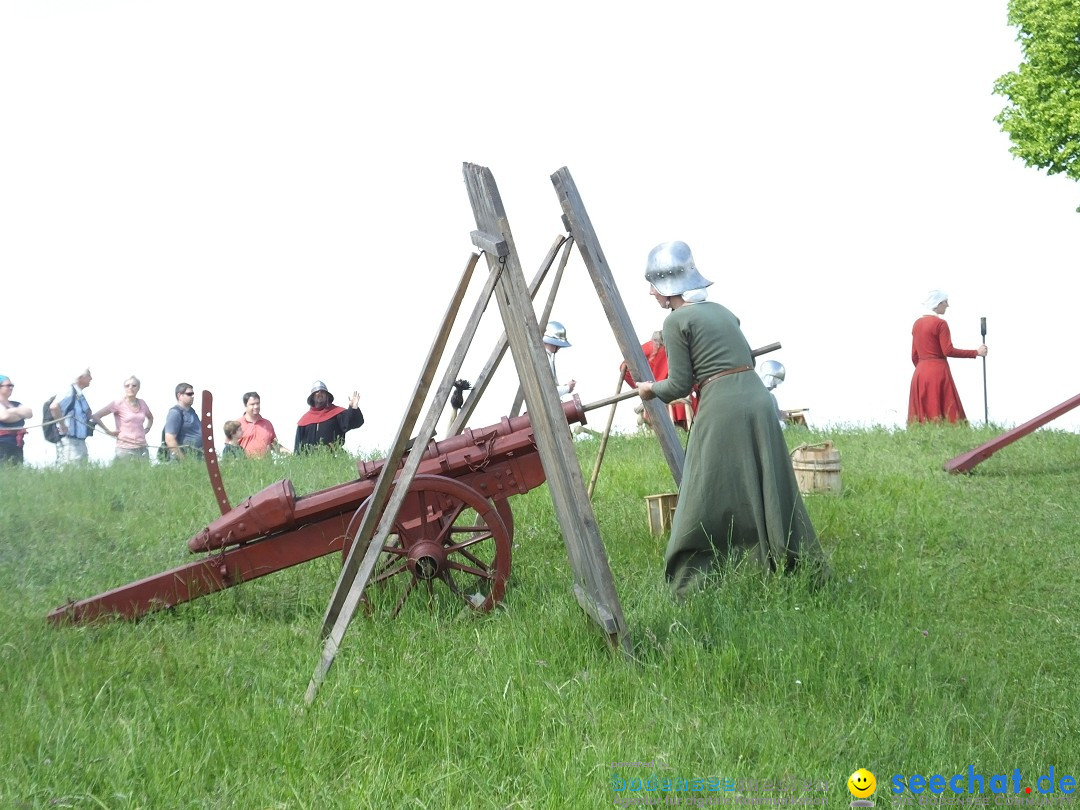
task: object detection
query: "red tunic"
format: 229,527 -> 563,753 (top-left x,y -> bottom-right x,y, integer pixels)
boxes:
908,316 -> 977,424
623,339 -> 698,427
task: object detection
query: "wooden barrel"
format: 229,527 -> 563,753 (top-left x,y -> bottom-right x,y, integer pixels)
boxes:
790,442 -> 842,495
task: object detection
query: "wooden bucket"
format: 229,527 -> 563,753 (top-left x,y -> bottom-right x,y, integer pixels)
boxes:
790,442 -> 842,495
645,493 -> 679,536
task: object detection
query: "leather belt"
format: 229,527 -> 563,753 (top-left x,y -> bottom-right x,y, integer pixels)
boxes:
698,365 -> 753,389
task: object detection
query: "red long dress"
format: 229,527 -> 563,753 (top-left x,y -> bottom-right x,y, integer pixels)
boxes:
908,315 -> 977,423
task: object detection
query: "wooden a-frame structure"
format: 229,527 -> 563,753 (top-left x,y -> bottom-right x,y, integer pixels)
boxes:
306,164 -> 684,702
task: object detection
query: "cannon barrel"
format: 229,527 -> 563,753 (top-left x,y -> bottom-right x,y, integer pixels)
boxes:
189,396 -> 586,552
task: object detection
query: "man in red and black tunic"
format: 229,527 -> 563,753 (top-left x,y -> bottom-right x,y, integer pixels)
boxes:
294,381 -> 365,452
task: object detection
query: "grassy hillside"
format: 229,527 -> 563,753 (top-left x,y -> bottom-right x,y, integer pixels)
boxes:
1,423 -> 1077,809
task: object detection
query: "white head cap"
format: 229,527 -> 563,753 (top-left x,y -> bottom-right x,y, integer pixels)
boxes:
923,289 -> 948,310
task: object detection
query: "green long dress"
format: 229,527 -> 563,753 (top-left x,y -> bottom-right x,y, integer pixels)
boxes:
651,301 -> 829,597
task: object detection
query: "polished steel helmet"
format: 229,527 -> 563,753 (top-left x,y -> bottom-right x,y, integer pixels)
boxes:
757,360 -> 786,390
543,320 -> 571,348
307,380 -> 335,406
645,241 -> 714,297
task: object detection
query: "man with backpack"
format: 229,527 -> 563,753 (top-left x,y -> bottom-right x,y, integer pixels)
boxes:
49,369 -> 95,465
162,382 -> 203,461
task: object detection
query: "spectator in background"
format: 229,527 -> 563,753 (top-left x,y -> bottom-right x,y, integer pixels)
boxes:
238,391 -> 289,457
0,375 -> 33,465
91,375 -> 154,461
908,289 -> 988,424
220,420 -> 245,460
163,382 -> 203,461
50,369 -> 95,465
542,320 -> 576,399
622,330 -> 696,430
295,381 -> 364,452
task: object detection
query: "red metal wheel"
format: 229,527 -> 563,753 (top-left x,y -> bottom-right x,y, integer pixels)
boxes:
344,474 -> 512,617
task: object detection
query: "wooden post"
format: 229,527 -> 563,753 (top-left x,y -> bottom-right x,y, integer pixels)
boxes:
463,162 -> 631,654
550,167 -> 685,486
509,235 -> 574,418
448,235 -> 573,436
307,253 -> 501,703
587,370 -> 626,499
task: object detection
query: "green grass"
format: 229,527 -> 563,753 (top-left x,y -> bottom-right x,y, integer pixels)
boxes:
1,424 -> 1078,808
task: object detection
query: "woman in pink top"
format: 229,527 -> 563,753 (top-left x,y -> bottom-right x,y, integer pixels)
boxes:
91,376 -> 155,460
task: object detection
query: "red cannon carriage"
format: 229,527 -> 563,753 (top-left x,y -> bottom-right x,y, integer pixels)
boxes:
48,397 -> 590,625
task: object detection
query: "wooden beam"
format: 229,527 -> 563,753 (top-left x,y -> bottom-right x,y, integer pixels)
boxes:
307,253 -> 492,703
463,162 -> 632,655
944,393 -> 1080,474
448,235 -> 573,436
550,167 -> 685,486
509,233 -> 574,418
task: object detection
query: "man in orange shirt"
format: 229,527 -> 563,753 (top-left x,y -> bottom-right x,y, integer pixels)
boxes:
238,391 -> 290,457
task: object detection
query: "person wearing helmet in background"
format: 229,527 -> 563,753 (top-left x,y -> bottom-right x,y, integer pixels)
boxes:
542,321 -> 576,399
295,381 -> 365,452
634,241 -> 829,597
758,360 -> 787,424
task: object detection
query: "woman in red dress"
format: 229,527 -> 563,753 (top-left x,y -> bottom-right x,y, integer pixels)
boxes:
908,290 -> 988,424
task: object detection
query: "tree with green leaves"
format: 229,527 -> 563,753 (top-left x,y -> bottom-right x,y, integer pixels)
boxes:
994,0 -> 1080,208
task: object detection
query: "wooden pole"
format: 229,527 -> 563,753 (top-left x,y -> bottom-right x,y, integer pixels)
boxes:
307,253 -> 492,703
448,235 -> 573,436
509,234 -> 574,418
464,162 -> 631,654
587,371 -> 627,499
550,167 -> 685,487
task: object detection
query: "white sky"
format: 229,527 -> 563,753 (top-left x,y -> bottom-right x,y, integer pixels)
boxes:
2,1 -> 1078,468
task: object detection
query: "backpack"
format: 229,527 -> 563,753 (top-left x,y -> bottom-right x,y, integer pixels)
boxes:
42,387 -> 77,444
157,405 -> 183,462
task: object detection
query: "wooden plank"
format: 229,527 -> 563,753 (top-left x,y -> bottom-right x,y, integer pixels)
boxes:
448,235 -> 573,435
944,393 -> 1080,474
307,253 -> 492,703
550,167 -> 685,486
463,162 -> 632,655
509,233 -> 574,418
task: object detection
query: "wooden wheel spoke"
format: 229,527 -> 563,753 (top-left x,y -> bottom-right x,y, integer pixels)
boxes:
444,559 -> 494,580
444,530 -> 493,553
389,576 -> 418,618
373,561 -> 408,584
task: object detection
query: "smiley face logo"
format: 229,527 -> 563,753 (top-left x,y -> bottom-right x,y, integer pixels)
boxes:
848,768 -> 876,799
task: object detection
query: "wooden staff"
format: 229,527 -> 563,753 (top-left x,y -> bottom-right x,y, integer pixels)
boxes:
980,317 -> 988,425
586,371 -> 628,499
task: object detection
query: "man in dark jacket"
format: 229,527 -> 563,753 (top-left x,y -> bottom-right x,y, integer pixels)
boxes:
294,381 -> 364,452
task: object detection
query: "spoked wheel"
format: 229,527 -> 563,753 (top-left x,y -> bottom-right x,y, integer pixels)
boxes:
343,474 -> 512,617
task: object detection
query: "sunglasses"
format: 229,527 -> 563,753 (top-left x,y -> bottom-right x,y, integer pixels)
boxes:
182,391 -> 195,396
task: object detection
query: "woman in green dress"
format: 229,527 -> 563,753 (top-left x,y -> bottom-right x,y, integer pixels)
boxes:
636,241 -> 829,597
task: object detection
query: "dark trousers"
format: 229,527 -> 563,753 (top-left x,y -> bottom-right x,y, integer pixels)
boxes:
0,443 -> 24,465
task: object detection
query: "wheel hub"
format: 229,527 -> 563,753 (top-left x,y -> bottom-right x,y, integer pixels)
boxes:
407,540 -> 446,581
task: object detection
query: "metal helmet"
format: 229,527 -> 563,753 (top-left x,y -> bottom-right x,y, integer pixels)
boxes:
543,320 -> 571,348
307,380 -> 335,406
757,360 -> 786,391
645,241 -> 714,297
